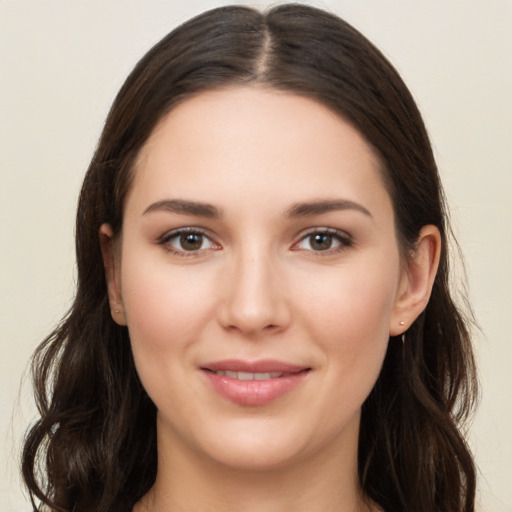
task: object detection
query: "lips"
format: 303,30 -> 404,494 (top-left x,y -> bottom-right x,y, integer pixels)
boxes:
210,370 -> 288,380
201,359 -> 310,406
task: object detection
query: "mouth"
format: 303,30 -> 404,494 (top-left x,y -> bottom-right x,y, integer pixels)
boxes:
200,359 -> 311,406
206,370 -> 295,380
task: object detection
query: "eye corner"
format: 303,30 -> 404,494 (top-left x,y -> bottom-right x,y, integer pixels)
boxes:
291,228 -> 354,255
157,227 -> 222,258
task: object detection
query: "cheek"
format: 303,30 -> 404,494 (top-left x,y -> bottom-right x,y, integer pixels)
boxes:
297,261 -> 399,390
119,249 -> 217,365
119,256 -> 221,417
301,263 -> 398,342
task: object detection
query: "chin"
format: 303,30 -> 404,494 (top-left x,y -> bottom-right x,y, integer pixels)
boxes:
204,437 -> 308,472
167,408 -> 359,474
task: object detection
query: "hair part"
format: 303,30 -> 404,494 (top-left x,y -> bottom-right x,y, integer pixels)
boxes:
23,4 -> 478,512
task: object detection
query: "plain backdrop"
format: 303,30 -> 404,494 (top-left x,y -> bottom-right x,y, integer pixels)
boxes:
1,1 -> 511,510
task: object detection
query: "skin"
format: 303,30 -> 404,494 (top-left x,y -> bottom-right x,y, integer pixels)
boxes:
101,87 -> 440,512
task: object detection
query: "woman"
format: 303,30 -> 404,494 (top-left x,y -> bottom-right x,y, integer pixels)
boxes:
22,4 -> 478,512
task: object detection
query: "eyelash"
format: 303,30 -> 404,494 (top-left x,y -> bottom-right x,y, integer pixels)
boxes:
292,228 -> 353,255
157,227 -> 219,258
157,227 -> 353,257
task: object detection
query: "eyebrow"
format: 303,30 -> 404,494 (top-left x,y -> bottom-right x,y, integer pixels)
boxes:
142,198 -> 372,220
286,199 -> 373,218
143,199 -> 222,218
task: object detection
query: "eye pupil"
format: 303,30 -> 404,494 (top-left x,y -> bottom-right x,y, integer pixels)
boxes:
180,233 -> 203,251
310,233 -> 332,251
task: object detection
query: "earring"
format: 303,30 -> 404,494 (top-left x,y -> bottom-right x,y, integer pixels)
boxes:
399,321 -> 406,344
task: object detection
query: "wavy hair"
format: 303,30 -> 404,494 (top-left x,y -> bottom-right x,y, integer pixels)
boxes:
22,4 -> 478,512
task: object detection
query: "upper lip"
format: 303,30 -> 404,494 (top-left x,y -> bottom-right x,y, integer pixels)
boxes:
201,359 -> 309,374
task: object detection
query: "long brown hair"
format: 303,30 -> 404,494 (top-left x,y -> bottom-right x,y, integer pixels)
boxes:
22,4 -> 478,511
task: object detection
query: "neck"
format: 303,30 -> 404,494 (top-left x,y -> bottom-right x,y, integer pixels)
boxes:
135,416 -> 375,512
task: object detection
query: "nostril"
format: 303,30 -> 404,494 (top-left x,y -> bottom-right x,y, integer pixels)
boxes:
216,274 -> 291,336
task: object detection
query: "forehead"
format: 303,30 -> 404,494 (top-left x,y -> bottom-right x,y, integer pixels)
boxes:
128,87 -> 391,219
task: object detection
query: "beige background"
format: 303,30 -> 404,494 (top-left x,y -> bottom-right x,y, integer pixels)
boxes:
1,1 -> 511,510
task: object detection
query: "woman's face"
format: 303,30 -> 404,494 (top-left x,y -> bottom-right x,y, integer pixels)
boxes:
106,87 -> 412,470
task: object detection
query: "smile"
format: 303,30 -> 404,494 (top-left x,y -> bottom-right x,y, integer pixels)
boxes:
201,360 -> 310,406
211,371 -> 288,380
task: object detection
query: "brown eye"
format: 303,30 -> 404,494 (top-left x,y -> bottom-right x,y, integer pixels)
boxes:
161,229 -> 217,254
180,233 -> 204,251
309,233 -> 334,251
294,229 -> 352,253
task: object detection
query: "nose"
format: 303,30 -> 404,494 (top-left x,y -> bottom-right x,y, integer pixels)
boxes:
217,248 -> 291,338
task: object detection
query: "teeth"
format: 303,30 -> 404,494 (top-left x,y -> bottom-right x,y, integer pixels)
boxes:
213,371 -> 284,380
254,373 -> 274,380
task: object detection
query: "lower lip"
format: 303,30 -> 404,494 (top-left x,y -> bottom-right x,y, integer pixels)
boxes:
202,370 -> 309,406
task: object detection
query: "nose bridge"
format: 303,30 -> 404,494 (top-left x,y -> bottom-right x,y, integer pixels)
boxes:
219,240 -> 289,336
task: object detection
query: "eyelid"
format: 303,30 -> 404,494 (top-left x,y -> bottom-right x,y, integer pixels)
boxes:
155,226 -> 352,257
157,227 -> 221,256
291,227 -> 354,253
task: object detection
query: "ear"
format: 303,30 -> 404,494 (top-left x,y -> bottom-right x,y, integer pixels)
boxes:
99,223 -> 127,326
389,225 -> 441,336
